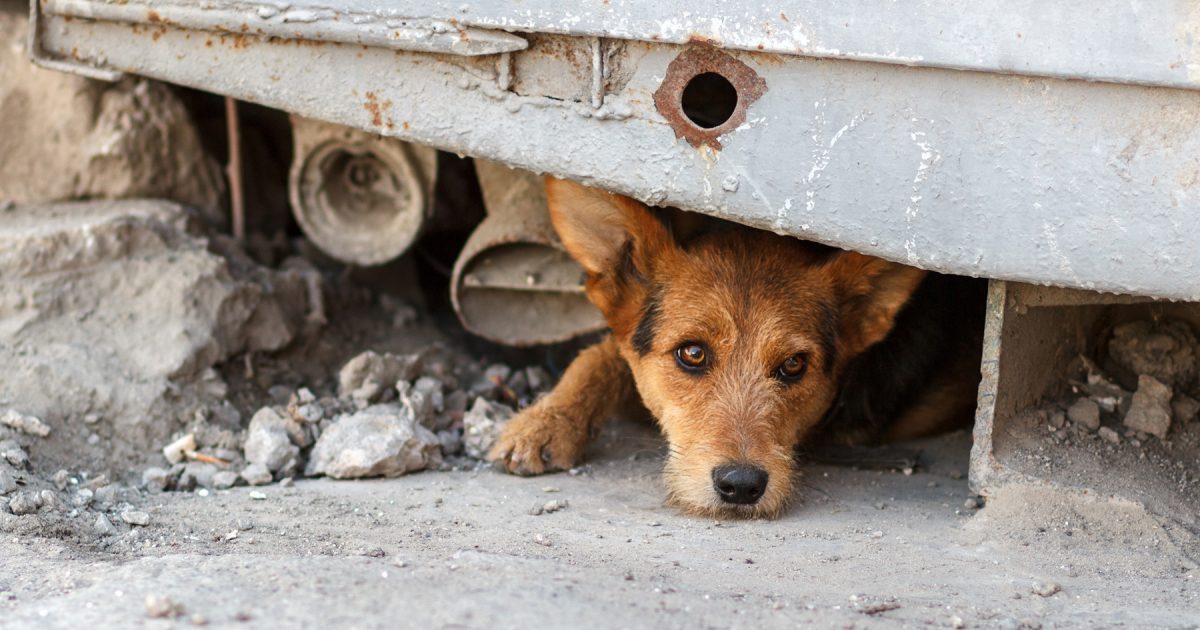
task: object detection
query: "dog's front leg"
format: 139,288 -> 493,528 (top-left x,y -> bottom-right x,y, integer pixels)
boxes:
488,336 -> 631,475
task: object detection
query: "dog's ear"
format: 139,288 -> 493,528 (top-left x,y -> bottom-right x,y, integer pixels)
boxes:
544,177 -> 674,280
825,251 -> 927,356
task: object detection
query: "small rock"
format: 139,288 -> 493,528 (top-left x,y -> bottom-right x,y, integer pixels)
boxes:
0,409 -> 51,437
0,440 -> 28,468
249,490 -> 267,500
37,490 -> 58,511
1067,398 -> 1101,431
397,380 -> 437,428
8,491 -> 42,515
144,594 -> 183,618
1048,411 -> 1066,429
470,364 -> 513,397
94,514 -> 117,536
437,430 -> 463,456
243,408 -> 303,472
0,468 -> 17,495
1123,375 -> 1173,439
240,463 -> 273,486
141,467 -> 173,492
1032,582 -> 1062,597
162,433 -> 197,464
532,533 -> 552,547
121,510 -> 151,526
179,462 -> 218,489
295,387 -> 317,404
525,366 -> 552,393
212,471 -> 239,489
963,497 -> 980,510
51,470 -> 71,491
1098,426 -> 1121,445
848,594 -> 900,615
1171,393 -> 1200,424
190,613 -> 209,626
305,404 -> 441,479
72,488 -> 94,508
279,476 -> 294,488
93,484 -> 121,506
296,404 -> 324,423
542,499 -> 568,513
338,351 -> 423,403
462,398 -> 514,459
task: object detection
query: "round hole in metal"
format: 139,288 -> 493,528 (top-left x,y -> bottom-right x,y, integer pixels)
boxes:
680,72 -> 739,129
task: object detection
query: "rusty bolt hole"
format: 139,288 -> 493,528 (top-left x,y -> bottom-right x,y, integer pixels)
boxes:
680,72 -> 739,129
654,45 -> 767,149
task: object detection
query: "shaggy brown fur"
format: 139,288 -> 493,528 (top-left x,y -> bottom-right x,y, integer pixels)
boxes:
489,178 -> 983,518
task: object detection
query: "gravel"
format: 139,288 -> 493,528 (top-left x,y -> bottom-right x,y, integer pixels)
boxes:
121,510 -> 151,526
93,514 -> 116,536
240,464 -> 273,486
0,468 -> 16,495
0,409 -> 50,437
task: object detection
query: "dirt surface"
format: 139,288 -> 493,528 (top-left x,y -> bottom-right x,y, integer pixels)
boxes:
0,424 -> 1196,629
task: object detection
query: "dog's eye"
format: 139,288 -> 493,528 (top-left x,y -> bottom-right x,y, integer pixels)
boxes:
775,353 -> 808,382
674,343 -> 710,373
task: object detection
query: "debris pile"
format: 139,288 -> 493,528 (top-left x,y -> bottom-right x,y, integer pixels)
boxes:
135,350 -> 553,492
1040,318 -> 1200,450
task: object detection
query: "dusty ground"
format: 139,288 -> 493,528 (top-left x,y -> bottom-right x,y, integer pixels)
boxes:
2,422 -> 1197,629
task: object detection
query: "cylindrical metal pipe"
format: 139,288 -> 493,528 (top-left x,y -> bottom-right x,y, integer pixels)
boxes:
451,160 -> 605,346
288,115 -> 437,266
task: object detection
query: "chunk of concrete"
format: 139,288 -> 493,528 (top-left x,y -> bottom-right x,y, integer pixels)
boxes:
243,408 -> 303,473
462,398 -> 515,459
0,201 -> 310,467
305,405 -> 441,479
1123,375 -> 1173,439
338,352 -> 423,404
1066,398 -> 1101,432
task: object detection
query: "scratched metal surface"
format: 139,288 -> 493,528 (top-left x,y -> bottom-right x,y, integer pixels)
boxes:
29,0 -> 1200,300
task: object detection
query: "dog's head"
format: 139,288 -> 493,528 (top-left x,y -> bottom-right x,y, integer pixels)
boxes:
547,178 -> 925,517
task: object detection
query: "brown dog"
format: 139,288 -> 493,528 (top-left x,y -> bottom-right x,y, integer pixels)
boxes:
488,178 -> 985,517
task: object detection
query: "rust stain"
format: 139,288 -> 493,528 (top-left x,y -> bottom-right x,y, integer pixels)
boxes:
780,11 -> 789,22
402,121 -> 410,131
151,29 -> 162,42
363,92 -> 384,126
147,9 -> 161,23
686,33 -> 718,46
205,39 -> 213,47
652,44 -> 768,150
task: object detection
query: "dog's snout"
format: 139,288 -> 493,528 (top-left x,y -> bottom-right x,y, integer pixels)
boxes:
712,464 -> 768,505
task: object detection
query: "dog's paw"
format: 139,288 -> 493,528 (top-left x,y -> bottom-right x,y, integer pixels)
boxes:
487,405 -> 588,476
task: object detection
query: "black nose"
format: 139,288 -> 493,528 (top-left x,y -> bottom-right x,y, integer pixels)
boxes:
712,464 -> 768,505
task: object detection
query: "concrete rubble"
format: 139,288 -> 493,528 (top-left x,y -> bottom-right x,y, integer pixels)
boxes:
305,404 -> 442,479
1123,375 -> 1174,439
0,200 -> 315,467
0,9 -> 225,224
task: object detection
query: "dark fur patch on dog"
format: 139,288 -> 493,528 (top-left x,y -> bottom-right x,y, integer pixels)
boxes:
821,272 -> 986,442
